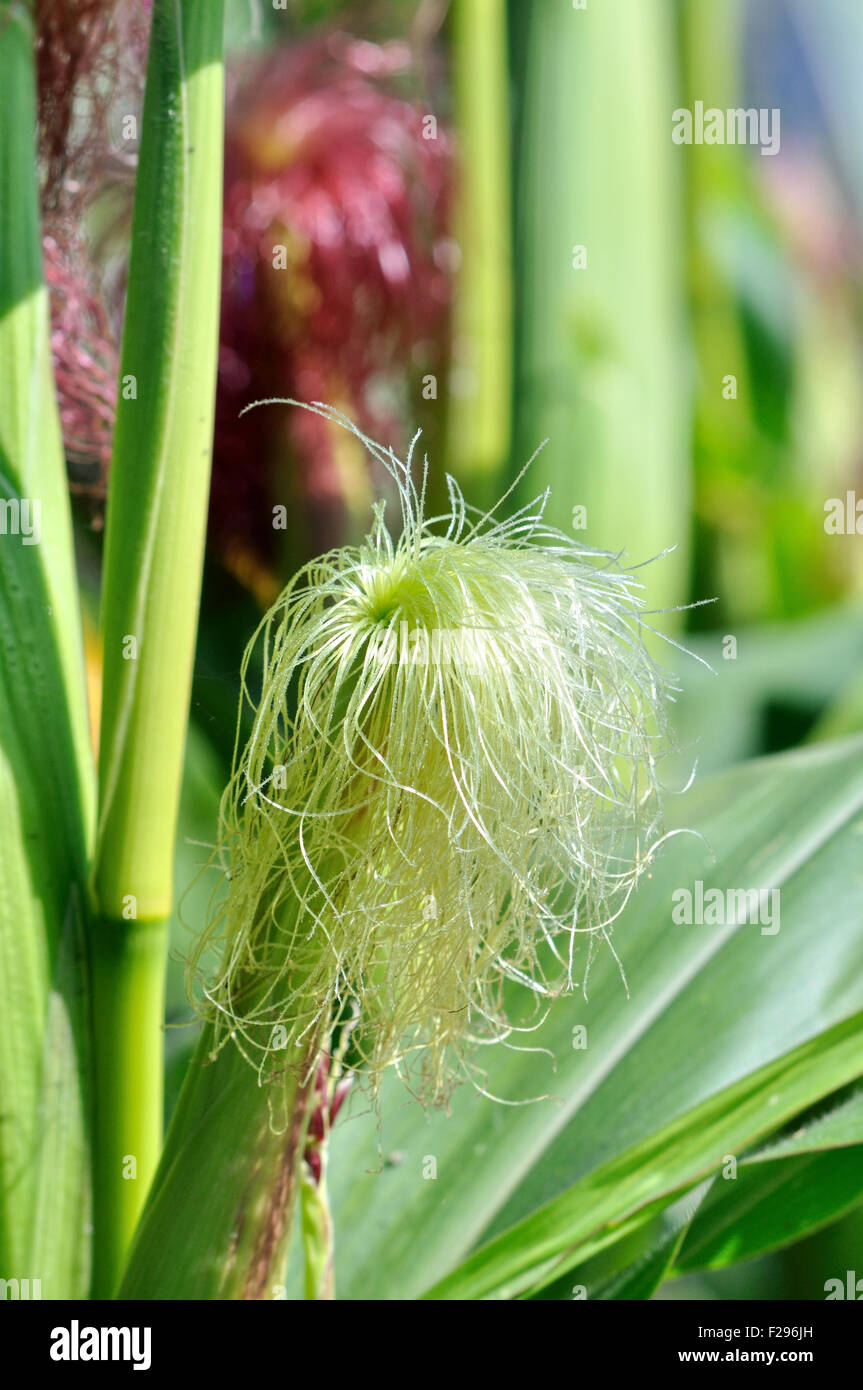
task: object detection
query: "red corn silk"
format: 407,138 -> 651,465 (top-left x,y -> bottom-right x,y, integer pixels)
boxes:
35,0 -> 114,216
303,1052 -> 353,1186
212,34 -> 453,579
35,0 -> 150,217
36,0 -> 150,511
43,231 -> 118,514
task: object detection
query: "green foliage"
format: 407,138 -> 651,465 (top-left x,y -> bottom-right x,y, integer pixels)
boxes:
426,1014 -> 863,1299
0,0 -> 94,1299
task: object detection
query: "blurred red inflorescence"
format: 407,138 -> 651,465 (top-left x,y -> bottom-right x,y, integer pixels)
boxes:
36,0 -> 150,504
35,14 -> 453,572
213,34 -> 453,570
35,0 -> 150,214
43,232 -> 118,507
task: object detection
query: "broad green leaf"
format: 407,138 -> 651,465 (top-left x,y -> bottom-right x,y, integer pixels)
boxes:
164,718 -> 226,1125
675,1145 -> 863,1273
0,0 -> 95,1296
424,1012 -> 863,1299
810,666 -> 863,744
748,1085 -> 863,1162
588,1187 -> 707,1302
593,1230 -> 688,1302
293,735 -> 863,1300
0,10 -> 96,764
663,1086 -> 863,1277
670,602 -> 863,776
530,1182 -> 713,1302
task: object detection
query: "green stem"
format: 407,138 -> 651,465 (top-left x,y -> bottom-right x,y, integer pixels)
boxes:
514,0 -> 690,621
89,919 -> 167,1298
301,1157 -> 335,1300
90,0 -> 224,1291
445,0 -> 512,502
95,0 -> 225,919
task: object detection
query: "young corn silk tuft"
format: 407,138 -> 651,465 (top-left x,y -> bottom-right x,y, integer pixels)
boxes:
188,403 -> 676,1103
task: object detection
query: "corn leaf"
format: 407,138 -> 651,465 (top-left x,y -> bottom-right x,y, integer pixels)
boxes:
0,0 -> 95,1298
424,1012 -> 863,1299
675,1144 -> 863,1274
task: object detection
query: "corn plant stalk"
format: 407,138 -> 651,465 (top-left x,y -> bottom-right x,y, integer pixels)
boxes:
514,0 -> 690,622
90,0 -> 225,1296
445,0 -> 512,502
678,0 -> 759,616
300,1157 -> 335,1300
